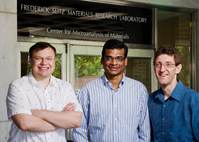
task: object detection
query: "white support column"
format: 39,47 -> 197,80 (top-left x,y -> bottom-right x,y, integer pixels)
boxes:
0,0 -> 18,141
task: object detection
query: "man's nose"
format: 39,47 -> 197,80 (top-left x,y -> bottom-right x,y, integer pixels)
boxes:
160,64 -> 166,71
111,58 -> 117,64
40,58 -> 47,64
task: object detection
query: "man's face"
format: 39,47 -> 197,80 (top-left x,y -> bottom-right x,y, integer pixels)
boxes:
29,47 -> 55,80
154,54 -> 181,87
101,48 -> 127,78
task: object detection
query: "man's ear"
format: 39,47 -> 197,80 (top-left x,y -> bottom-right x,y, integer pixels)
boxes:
29,57 -> 32,67
125,57 -> 128,66
176,64 -> 182,74
101,57 -> 104,65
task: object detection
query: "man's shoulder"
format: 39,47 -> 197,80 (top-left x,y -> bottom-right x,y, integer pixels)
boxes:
124,76 -> 147,88
81,76 -> 102,88
10,75 -> 29,86
183,85 -> 198,94
52,76 -> 72,87
125,76 -> 142,83
182,85 -> 199,101
149,90 -> 159,100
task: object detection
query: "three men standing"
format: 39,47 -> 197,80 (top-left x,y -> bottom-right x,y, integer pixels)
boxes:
8,40 -> 198,142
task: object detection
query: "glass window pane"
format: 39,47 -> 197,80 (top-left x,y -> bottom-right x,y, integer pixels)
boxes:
21,53 -> 61,78
176,46 -> 190,87
126,58 -> 151,94
17,0 -> 152,45
158,11 -> 191,88
74,55 -> 104,95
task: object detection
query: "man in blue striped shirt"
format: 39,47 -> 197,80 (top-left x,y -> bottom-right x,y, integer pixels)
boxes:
72,39 -> 150,142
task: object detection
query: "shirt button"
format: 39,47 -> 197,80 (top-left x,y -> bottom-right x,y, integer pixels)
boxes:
163,118 -> 165,121
164,105 -> 166,107
162,132 -> 164,134
115,118 -> 117,120
115,131 -> 117,133
114,105 -> 116,107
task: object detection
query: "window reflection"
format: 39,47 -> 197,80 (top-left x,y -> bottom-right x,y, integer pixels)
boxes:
126,58 -> 151,94
74,55 -> 104,96
158,11 -> 191,88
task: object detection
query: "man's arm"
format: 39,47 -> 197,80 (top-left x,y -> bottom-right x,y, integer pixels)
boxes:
12,103 -> 81,132
191,92 -> 199,141
12,113 -> 58,132
31,108 -> 82,129
72,87 -> 90,142
7,82 -> 58,132
138,86 -> 151,142
30,84 -> 83,130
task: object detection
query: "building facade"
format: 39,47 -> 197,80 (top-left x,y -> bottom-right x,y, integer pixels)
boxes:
1,0 -> 199,141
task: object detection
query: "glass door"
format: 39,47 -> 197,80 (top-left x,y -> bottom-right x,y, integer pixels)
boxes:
67,44 -> 157,141
69,45 -> 156,95
157,10 -> 192,88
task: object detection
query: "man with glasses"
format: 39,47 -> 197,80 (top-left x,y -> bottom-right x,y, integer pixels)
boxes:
72,39 -> 150,142
6,42 -> 82,142
148,45 -> 199,142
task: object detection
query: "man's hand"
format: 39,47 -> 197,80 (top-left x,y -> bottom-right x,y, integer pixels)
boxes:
63,103 -> 76,111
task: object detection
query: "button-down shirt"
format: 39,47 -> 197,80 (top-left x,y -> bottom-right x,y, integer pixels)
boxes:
6,71 -> 82,142
72,74 -> 150,142
148,79 -> 199,142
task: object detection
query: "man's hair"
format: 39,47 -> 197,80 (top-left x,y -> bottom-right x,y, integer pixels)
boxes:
102,39 -> 128,58
29,42 -> 56,58
154,45 -> 182,66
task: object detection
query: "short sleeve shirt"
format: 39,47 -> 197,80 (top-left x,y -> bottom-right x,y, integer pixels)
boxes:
6,71 -> 82,142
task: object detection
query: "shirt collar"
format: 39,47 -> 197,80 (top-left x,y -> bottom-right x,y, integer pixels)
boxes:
155,79 -> 184,102
101,73 -> 125,87
28,71 -> 58,88
169,79 -> 183,101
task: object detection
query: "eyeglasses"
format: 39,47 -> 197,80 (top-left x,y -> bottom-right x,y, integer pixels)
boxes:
103,56 -> 125,62
33,57 -> 54,62
154,62 -> 176,69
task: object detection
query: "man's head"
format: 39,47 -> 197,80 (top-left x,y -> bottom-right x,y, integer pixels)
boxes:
29,42 -> 56,58
102,39 -> 128,58
154,45 -> 181,66
101,39 -> 128,79
154,45 -> 182,87
29,42 -> 56,81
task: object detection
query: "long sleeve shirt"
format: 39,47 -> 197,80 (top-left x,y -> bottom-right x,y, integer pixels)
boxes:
148,79 -> 199,142
72,74 -> 150,142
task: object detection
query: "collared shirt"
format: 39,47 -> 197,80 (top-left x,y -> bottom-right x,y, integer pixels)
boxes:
6,71 -> 82,142
148,79 -> 199,142
72,74 -> 150,142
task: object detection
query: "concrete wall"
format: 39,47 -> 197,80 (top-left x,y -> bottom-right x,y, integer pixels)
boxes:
0,0 -> 199,141
0,0 -> 17,141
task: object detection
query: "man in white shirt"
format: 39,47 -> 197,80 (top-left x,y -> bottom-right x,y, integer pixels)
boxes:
6,42 -> 82,142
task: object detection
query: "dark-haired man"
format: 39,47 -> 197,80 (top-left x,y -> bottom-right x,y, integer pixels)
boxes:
6,42 -> 82,142
72,39 -> 150,142
148,45 -> 199,142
